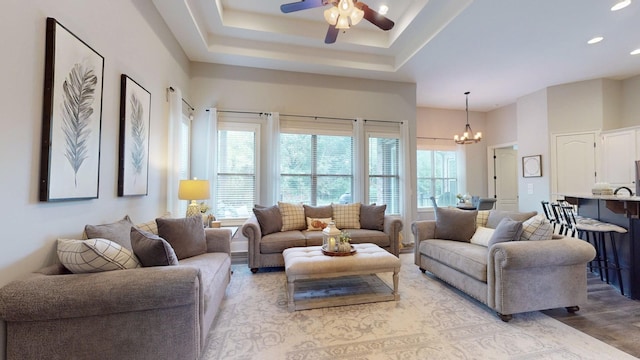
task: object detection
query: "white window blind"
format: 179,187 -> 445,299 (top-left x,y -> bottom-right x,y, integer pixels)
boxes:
368,135 -> 399,214
215,124 -> 257,219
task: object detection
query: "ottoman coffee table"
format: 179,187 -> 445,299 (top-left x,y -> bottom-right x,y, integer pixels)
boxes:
283,243 -> 401,311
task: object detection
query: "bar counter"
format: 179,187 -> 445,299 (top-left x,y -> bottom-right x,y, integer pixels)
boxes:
558,193 -> 640,299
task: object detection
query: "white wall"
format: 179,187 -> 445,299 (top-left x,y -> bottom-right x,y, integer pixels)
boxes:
0,0 -> 189,290
622,74 -> 640,128
485,103 -> 517,146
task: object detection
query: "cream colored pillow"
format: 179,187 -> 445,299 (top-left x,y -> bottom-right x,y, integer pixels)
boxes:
332,203 -> 361,229
476,210 -> 490,228
57,238 -> 140,274
470,226 -> 495,247
306,217 -> 332,231
278,202 -> 306,231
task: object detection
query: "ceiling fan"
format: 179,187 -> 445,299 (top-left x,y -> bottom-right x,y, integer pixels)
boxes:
280,0 -> 395,44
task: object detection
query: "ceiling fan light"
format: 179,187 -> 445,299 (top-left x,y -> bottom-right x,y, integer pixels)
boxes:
338,0 -> 354,13
350,8 -> 364,25
336,15 -> 350,29
324,7 -> 339,25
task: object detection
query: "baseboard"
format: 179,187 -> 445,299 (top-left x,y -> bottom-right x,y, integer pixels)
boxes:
231,251 -> 248,265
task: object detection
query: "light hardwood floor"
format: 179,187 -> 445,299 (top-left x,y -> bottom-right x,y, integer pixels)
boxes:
542,274 -> 640,358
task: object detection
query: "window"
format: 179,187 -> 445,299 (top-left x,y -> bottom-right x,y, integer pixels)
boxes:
368,136 -> 399,214
417,149 -> 458,208
214,124 -> 258,219
280,133 -> 353,205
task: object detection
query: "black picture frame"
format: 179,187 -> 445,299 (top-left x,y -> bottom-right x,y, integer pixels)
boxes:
39,17 -> 104,201
118,74 -> 151,196
522,155 -> 542,178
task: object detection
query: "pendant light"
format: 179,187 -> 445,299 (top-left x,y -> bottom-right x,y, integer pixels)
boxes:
454,91 -> 482,145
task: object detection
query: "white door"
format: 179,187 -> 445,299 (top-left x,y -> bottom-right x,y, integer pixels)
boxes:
494,147 -> 518,211
602,130 -> 636,187
554,133 -> 596,195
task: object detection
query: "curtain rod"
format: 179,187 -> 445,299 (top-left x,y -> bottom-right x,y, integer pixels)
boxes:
212,109 -> 402,124
168,87 -> 194,111
417,136 -> 453,141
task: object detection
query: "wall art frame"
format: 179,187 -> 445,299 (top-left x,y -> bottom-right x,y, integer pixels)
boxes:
40,17 -> 104,201
118,74 -> 151,196
522,154 -> 542,178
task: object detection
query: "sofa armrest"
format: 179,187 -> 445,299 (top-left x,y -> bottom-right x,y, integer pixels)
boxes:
205,228 -> 231,254
0,266 -> 200,322
411,220 -> 436,265
383,215 -> 403,256
242,216 -> 262,269
489,237 -> 596,270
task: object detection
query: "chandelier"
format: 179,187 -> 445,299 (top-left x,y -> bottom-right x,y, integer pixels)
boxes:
454,91 -> 482,145
324,0 -> 365,29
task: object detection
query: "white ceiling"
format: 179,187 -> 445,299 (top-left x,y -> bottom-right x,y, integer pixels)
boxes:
152,0 -> 640,111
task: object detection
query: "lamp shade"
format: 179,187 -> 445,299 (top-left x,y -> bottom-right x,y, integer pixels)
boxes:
178,179 -> 210,200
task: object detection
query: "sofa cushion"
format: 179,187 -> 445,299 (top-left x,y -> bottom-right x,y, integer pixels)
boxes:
488,218 -> 524,247
419,239 -> 487,282
434,207 -> 477,242
486,210 -> 536,229
260,231 -> 306,254
130,227 -> 179,267
306,217 -> 332,231
470,226 -> 495,247
57,238 -> 141,274
156,216 -> 207,260
253,205 -> 282,235
278,202 -> 306,231
84,215 -> 135,251
520,215 -> 554,241
332,203 -> 361,229
303,204 -> 333,219
360,204 -> 386,231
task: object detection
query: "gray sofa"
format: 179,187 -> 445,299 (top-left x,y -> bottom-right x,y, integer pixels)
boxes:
0,227 -> 232,360
412,209 -> 596,321
243,203 -> 403,273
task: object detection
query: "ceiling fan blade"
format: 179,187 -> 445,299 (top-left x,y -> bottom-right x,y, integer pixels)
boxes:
281,0 -> 327,13
325,25 -> 339,44
355,2 -> 395,30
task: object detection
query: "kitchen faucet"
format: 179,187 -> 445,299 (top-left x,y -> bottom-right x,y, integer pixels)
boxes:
613,186 -> 633,196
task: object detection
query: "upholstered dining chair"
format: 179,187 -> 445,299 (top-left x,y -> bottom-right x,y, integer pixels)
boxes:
476,198 -> 497,210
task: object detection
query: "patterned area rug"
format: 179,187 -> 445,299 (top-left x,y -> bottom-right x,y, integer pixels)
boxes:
201,254 -> 637,360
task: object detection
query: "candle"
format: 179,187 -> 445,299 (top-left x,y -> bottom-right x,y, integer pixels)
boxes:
329,237 -> 336,251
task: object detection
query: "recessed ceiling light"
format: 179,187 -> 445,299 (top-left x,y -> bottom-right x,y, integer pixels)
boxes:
631,48 -> 640,55
611,0 -> 631,11
588,36 -> 604,44
379,5 -> 389,15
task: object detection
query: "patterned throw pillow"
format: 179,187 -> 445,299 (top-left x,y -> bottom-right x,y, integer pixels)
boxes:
57,238 -> 140,274
470,226 -> 495,247
476,210 -> 490,228
278,202 -> 306,231
306,217 -> 332,231
135,212 -> 172,235
520,215 -> 554,241
332,203 -> 361,229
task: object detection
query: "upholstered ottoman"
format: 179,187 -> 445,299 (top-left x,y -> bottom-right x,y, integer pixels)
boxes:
283,243 -> 401,311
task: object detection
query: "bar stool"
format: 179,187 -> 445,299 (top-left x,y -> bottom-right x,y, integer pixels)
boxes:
561,206 -> 628,296
541,201 -> 561,234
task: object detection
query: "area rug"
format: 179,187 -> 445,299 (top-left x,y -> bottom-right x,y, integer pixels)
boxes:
201,254 -> 637,360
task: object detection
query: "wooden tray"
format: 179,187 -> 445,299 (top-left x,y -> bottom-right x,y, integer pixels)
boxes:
322,245 -> 357,256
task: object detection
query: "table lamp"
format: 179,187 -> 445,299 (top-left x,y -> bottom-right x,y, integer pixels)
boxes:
178,179 -> 210,217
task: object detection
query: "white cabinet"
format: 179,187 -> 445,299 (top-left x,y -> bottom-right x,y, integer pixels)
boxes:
601,129 -> 637,187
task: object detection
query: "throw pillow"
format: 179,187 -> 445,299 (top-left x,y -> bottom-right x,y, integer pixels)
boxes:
303,204 -> 333,219
434,207 -> 478,242
476,210 -> 490,228
253,205 -> 282,235
360,204 -> 386,231
156,216 -> 207,260
470,226 -> 495,247
130,227 -> 179,267
57,238 -> 140,274
332,203 -> 361,229
488,218 -> 524,247
306,217 -> 332,231
486,210 -> 537,229
135,212 -> 172,235
278,202 -> 306,231
520,215 -> 554,241
84,215 -> 135,251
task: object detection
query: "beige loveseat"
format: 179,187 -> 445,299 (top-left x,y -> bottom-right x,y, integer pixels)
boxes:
0,216 -> 232,360
412,208 -> 596,321
242,202 -> 403,273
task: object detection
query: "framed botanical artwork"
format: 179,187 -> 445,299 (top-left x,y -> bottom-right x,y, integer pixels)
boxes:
39,17 -> 104,201
118,75 -> 151,196
522,155 -> 542,178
